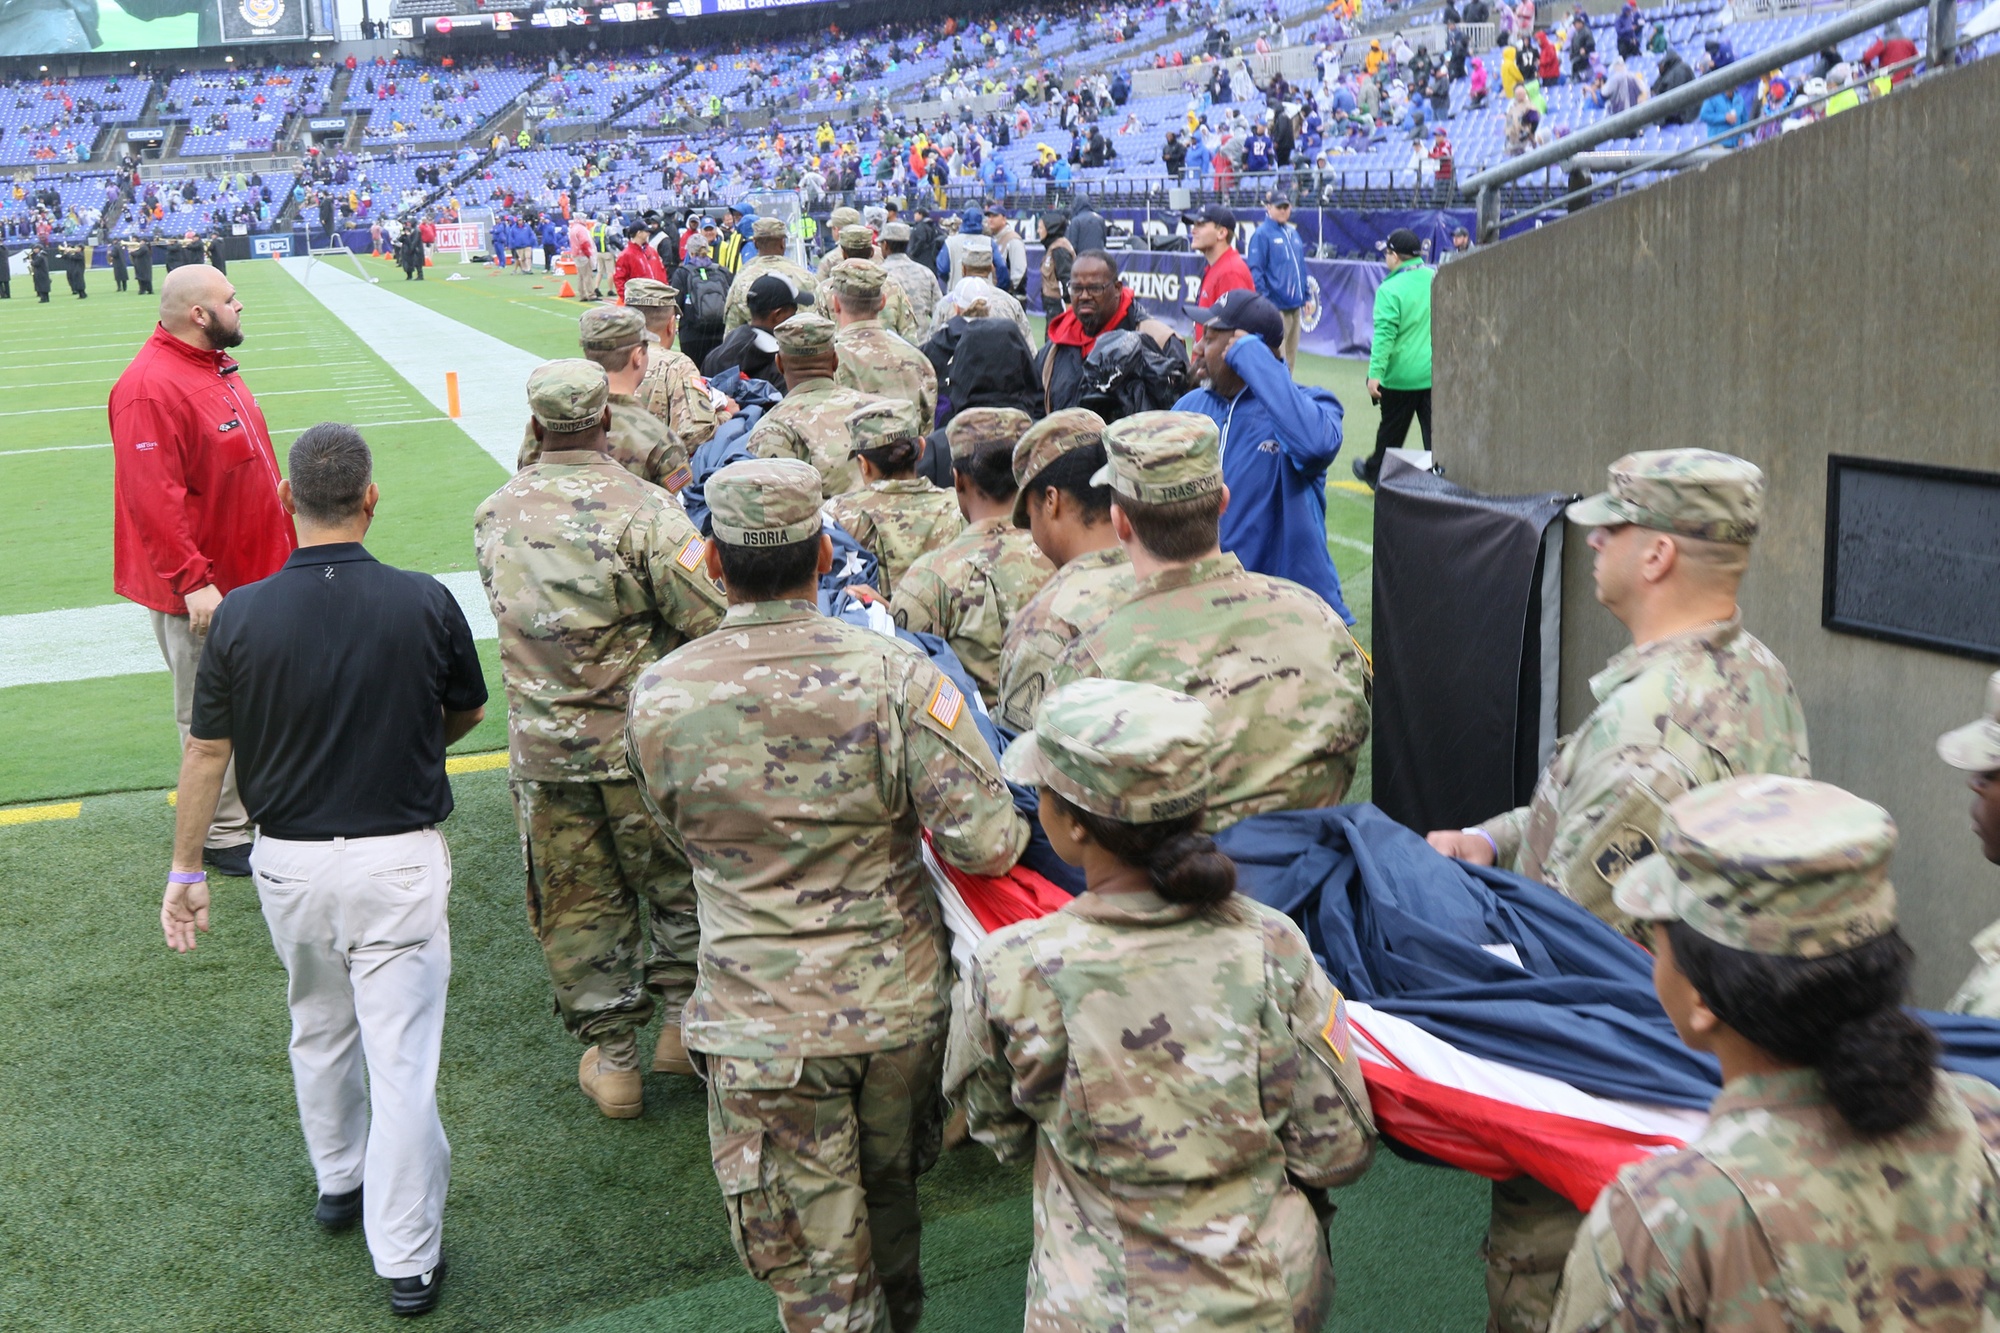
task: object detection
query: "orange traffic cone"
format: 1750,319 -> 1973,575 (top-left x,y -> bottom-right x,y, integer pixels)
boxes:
557,279 -> 575,298
424,256 -> 434,267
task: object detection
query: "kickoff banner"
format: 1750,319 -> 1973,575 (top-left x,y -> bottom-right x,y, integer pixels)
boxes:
1024,249 -> 1387,359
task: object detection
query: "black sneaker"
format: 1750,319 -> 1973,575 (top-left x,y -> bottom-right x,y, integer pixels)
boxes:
314,1185 -> 362,1231
203,844 -> 253,877
1351,456 -> 1378,489
390,1260 -> 446,1317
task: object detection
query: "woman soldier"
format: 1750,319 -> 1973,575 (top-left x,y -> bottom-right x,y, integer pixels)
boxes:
1553,775 -> 2000,1332
824,400 -> 964,599
949,678 -> 1376,1332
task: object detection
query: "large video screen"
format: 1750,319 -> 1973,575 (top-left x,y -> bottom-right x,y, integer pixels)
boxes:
0,0 -> 307,58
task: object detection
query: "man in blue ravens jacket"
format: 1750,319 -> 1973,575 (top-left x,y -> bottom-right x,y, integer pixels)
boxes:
1175,289 -> 1352,624
1246,191 -> 1310,369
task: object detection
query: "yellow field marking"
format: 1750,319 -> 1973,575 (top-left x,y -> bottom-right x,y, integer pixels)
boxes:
446,751 -> 510,775
0,802 -> 83,827
167,791 -> 177,806
1330,480 -> 1375,496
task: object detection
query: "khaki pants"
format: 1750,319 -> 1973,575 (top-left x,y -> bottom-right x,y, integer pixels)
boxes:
574,253 -> 599,298
254,828 -> 453,1279
151,608 -> 251,849
705,1036 -> 946,1333
1280,305 -> 1303,371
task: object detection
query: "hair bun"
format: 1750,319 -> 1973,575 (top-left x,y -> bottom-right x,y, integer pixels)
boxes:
1146,830 -> 1236,907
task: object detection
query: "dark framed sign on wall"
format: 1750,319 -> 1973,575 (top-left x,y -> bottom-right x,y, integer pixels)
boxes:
1823,456 -> 2000,662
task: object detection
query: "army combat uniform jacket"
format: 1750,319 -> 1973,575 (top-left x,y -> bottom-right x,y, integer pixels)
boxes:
1551,1068 -> 2000,1333
1478,614 -> 1810,935
994,547 -> 1134,733
1051,553 -> 1371,834
624,600 -> 1028,1058
948,890 -> 1376,1333
824,478 -> 964,598
891,517 -> 1054,701
833,317 -> 938,426
722,254 -> 820,332
636,343 -> 723,450
746,376 -> 889,499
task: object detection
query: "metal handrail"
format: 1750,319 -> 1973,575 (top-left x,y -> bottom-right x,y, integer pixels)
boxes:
1460,0 -> 1952,239
1497,39 -> 1943,227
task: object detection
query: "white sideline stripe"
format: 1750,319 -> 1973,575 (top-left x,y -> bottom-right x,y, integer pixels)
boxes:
1,416 -> 451,457
1329,534 -> 1374,555
508,300 -> 584,321
276,256 -> 534,472
0,572 -> 496,689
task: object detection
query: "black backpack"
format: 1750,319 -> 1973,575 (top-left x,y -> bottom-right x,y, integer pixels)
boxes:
1076,328 -> 1193,422
684,261 -> 729,328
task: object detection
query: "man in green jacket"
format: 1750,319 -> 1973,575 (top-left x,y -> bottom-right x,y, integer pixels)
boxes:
1355,228 -> 1434,487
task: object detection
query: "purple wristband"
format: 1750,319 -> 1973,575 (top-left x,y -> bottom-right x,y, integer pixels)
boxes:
168,870 -> 208,884
1460,827 -> 1499,859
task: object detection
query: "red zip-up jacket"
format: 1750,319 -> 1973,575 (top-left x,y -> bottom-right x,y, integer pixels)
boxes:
611,238 -> 668,301
1197,246 -> 1255,309
110,326 -> 295,615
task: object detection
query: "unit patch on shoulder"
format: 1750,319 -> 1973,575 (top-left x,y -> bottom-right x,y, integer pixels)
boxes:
1592,824 -> 1658,888
675,535 -> 707,572
927,676 -> 964,730
1321,987 -> 1352,1063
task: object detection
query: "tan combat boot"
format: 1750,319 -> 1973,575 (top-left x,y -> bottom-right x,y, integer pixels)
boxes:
652,1022 -> 697,1076
579,1039 -> 643,1119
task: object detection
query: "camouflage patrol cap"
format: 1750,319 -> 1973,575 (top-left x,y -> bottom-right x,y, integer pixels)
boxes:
1614,775 -> 1898,959
1011,407 -> 1107,527
845,399 -> 924,455
1566,449 -> 1764,544
1001,678 -> 1215,824
827,206 -> 862,231
960,235 -> 995,267
751,216 -> 788,239
1938,670 -> 2000,773
773,310 -> 838,355
1091,411 -> 1223,506
881,221 -> 912,243
579,304 -> 647,352
622,277 -> 677,309
526,359 -> 610,432
825,260 -> 886,299
946,406 -> 1032,462
707,458 -> 825,547
837,224 -> 875,253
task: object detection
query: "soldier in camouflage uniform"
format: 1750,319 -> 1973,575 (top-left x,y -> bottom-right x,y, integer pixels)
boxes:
724,217 -> 820,333
994,409 -> 1135,733
826,260 -> 937,424
824,401 -> 965,598
745,311 -> 890,499
474,360 -> 727,1116
950,679 -> 1376,1331
1550,775 -> 2000,1333
879,221 -> 943,332
927,235 -> 1033,346
890,408 -> 1054,701
623,277 -> 725,451
826,225 -> 922,343
624,458 -> 1029,1333
1938,669 -> 2000,1019
1424,448 -> 1812,1333
1049,411 -> 1370,834
815,206 -> 863,283
518,306 -> 692,497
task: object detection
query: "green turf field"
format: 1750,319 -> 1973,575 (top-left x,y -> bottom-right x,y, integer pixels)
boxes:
0,258 -> 1486,1332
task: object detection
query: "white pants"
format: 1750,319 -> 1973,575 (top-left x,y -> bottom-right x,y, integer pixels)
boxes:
254,828 -> 453,1278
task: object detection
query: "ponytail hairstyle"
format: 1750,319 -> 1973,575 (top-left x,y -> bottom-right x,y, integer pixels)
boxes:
853,436 -> 921,478
1665,921 -> 1937,1138
1045,791 -> 1237,911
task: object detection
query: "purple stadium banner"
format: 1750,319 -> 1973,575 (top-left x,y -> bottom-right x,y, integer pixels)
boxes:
1024,249 -> 1387,359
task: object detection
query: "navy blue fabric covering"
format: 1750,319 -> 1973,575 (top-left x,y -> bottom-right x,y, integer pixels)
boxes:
816,523 -> 883,610
1218,803 -> 2000,1105
679,368 -> 781,534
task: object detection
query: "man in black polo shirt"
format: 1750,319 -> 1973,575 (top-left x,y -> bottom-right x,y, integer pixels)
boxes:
161,422 -> 486,1319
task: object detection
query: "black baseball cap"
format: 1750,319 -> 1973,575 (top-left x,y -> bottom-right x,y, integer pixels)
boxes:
1385,227 -> 1424,256
1264,189 -> 1296,207
1181,203 -> 1237,229
1184,288 -> 1285,352
747,274 -> 813,316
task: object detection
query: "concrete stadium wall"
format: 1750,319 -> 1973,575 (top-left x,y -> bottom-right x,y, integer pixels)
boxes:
1431,54 -> 2000,1004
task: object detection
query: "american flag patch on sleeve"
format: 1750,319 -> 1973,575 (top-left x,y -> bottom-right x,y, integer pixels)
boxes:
927,677 -> 964,730
675,535 -> 706,572
662,464 -> 693,493
1322,989 -> 1352,1063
